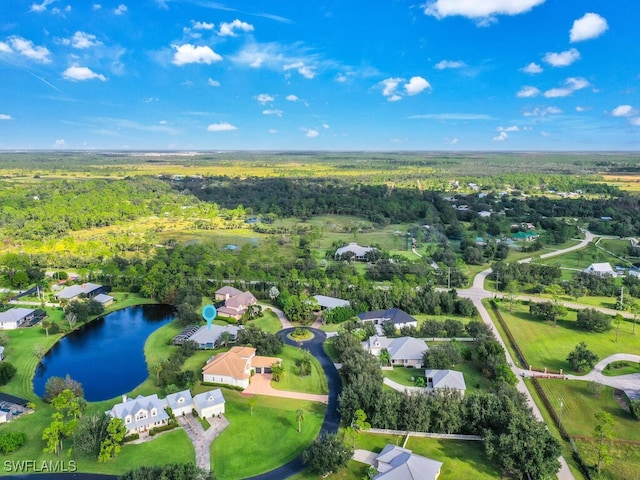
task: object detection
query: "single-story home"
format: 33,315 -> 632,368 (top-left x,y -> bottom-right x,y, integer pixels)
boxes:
334,242 -> 376,261
358,308 -> 418,330
0,409 -> 10,424
173,324 -> 241,349
0,308 -> 37,330
93,293 -> 115,307
55,283 -> 104,302
313,295 -> 350,310
216,290 -> 258,320
584,262 -> 617,277
106,393 -> 171,436
202,346 -> 281,389
0,393 -> 33,423
363,335 -> 427,368
193,389 -> 226,418
373,443 -> 443,480
424,369 -> 466,395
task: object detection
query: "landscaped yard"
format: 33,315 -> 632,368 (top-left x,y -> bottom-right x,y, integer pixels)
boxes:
603,361 -> 640,377
209,389 -> 325,479
271,345 -> 328,395
489,300 -> 640,373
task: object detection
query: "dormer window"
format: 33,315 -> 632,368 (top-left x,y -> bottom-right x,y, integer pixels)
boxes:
150,408 -> 157,417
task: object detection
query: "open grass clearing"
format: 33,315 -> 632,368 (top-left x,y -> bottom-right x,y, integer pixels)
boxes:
209,389 -> 324,479
271,345 -> 328,395
603,361 -> 640,377
574,437 -> 640,480
490,300 -> 640,373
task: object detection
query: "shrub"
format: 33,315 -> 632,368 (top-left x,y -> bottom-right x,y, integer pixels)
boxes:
123,433 -> 140,443
576,308 -> 612,332
149,420 -> 178,436
0,362 -> 17,385
630,400 -> 640,420
0,432 -> 26,454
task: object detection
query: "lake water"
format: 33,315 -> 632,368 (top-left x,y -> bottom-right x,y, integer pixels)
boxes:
33,304 -> 174,402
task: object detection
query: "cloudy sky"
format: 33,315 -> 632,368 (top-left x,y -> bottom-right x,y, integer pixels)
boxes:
1,0 -> 639,150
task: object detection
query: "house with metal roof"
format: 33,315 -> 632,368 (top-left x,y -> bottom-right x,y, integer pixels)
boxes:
193,389 -> 226,418
0,308 -> 37,330
173,324 -> 241,349
106,393 -> 170,436
313,295 -> 350,310
584,262 -> 617,277
373,444 -> 443,480
357,308 -> 418,329
55,283 -> 104,301
335,242 -> 376,261
363,335 -> 428,368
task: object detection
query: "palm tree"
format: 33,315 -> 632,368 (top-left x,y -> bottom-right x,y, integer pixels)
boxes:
248,396 -> 257,417
150,360 -> 165,387
216,331 -> 233,348
296,409 -> 305,433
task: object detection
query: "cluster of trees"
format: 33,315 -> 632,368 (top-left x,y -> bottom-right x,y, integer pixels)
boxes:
334,323 -> 556,479
0,361 -> 16,385
44,375 -> 84,402
0,432 -> 25,454
236,324 -> 283,356
64,299 -> 104,329
153,340 -> 199,390
576,309 -> 612,332
492,262 -> 562,291
387,318 -> 469,338
120,463 -> 212,480
566,342 -> 599,372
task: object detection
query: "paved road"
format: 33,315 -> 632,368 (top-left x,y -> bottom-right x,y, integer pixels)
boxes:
567,353 -> 640,399
244,328 -> 341,480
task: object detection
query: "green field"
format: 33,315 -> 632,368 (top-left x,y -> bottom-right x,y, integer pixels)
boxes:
490,301 -> 640,373
603,361 -> 640,376
209,390 -> 324,479
271,345 -> 329,395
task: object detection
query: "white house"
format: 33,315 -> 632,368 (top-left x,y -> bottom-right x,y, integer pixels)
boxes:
424,369 -> 467,395
106,394 -> 170,436
165,390 -> 194,417
363,336 -> 428,368
193,389 -> 226,418
334,242 -> 376,261
0,308 -> 36,330
313,295 -> 350,310
373,444 -> 443,480
584,262 -> 617,277
55,283 -> 103,301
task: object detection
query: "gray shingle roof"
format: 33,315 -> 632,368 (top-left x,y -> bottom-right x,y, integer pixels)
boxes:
374,444 -> 443,480
424,369 -> 466,391
358,308 -> 418,326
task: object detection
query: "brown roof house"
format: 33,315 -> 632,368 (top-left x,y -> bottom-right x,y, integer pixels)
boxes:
202,346 -> 281,389
216,290 -> 258,320
214,286 -> 244,302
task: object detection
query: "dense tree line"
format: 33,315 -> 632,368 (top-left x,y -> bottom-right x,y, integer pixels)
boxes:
333,323 -> 558,479
492,261 -> 562,291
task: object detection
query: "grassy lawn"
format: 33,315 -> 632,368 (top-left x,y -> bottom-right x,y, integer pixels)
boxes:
323,337 -> 339,363
271,345 -> 328,395
574,438 -> 640,480
539,243 -> 621,271
490,301 -> 640,373
210,390 -> 324,479
603,361 -> 640,376
383,366 -> 424,386
249,310 -> 282,333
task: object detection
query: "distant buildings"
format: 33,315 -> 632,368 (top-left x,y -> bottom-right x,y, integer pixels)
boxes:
214,287 -> 258,320
0,308 -> 43,330
335,243 -> 376,261
584,262 -> 617,277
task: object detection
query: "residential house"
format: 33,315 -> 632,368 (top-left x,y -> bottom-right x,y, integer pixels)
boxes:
165,390 -> 193,417
373,444 -> 443,480
193,389 -> 226,418
334,243 -> 376,261
0,308 -> 37,330
313,295 -> 350,310
363,336 -> 428,368
424,369 -> 467,395
358,308 -> 418,330
216,290 -> 258,320
512,231 -> 539,242
173,324 -> 241,349
0,346 -> 4,361
584,262 -> 617,277
55,283 -> 104,302
202,346 -> 281,389
214,286 -> 244,302
0,410 -> 9,424
93,293 -> 115,307
106,394 -> 170,436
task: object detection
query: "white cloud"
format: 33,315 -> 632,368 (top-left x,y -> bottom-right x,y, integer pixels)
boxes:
207,122 -> 237,132
219,19 -> 254,37
449,137 -> 459,145
62,31 -> 102,49
192,20 -> 215,30
543,48 -> 580,67
283,61 -> 315,79
114,4 -> 127,15
304,128 -> 319,138
409,113 -> 493,120
92,4 -> 101,10
521,62 -> 542,74
405,76 -> 431,95
322,123 -> 330,129
30,0 -> 56,13
493,131 -> 508,141
388,95 -> 402,102
256,93 -> 274,105
435,60 -> 466,70
380,77 -> 402,98
544,77 -> 590,97
7,36 -> 51,63
498,125 -> 520,132
268,129 -> 278,134
262,109 -> 283,116
575,106 -> 590,112
53,139 -> 65,146
208,78 -> 220,87
523,106 -> 562,116
335,73 -> 348,83
517,86 -> 540,98
0,42 -> 10,53
286,94 -> 299,102
142,97 -> 158,103
629,117 -> 640,126
570,13 -> 608,43
0,114 -> 12,120
172,44 -> 222,65
611,105 -> 635,117
425,0 -> 545,21
62,65 -> 107,81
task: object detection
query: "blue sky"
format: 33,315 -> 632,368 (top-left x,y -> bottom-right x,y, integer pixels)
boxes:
1,0 -> 639,150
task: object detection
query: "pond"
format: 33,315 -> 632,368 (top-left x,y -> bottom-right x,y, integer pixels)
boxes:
33,304 -> 174,402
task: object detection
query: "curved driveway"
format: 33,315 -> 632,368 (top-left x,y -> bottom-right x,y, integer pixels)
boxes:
244,328 -> 341,480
